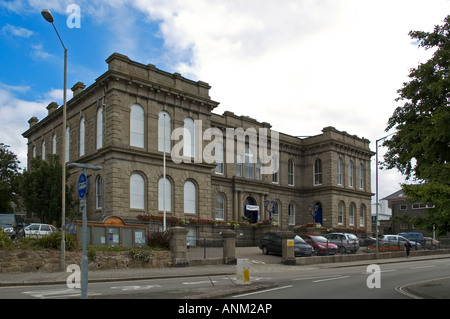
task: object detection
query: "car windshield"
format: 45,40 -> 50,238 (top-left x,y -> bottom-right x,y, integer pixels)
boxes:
310,236 -> 328,243
0,215 -> 14,225
348,234 -> 357,240
294,235 -> 307,244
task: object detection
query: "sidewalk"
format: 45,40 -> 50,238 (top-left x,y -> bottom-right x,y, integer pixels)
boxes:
1,248 -> 449,299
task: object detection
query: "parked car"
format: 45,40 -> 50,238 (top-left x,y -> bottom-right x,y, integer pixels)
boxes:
300,234 -> 338,255
379,235 -> 421,250
259,232 -> 314,257
424,237 -> 440,250
324,232 -> 359,254
398,232 -> 426,246
23,223 -> 57,238
0,213 -> 25,239
359,235 -> 377,247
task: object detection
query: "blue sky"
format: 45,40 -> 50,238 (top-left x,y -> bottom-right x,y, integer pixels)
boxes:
0,0 -> 449,200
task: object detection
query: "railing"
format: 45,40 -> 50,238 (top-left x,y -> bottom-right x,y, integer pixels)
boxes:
187,238 -> 224,259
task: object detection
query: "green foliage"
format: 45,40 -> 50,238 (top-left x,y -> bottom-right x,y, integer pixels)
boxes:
0,232 -> 13,249
147,231 -> 170,249
20,155 -> 76,226
383,15 -> 450,234
0,143 -> 22,214
129,248 -> 152,262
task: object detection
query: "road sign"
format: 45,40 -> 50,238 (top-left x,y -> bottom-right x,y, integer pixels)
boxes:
78,173 -> 87,199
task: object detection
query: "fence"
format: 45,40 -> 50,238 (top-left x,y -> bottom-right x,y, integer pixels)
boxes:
186,238 -> 224,259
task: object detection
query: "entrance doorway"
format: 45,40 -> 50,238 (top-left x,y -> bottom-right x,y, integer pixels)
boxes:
244,197 -> 259,223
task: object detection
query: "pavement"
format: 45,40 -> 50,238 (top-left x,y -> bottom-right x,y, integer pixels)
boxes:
1,247 -> 449,299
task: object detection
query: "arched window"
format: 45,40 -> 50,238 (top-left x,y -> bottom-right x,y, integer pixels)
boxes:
79,117 -> 85,157
359,163 -> 364,189
96,107 -> 103,149
337,158 -> 343,185
288,203 -> 295,225
215,194 -> 225,220
338,202 -> 345,225
41,140 -> 46,161
130,104 -> 145,148
184,118 -> 195,158
130,173 -> 145,210
215,142 -> 224,174
272,201 -> 279,222
158,177 -> 172,212
348,161 -> 354,187
314,158 -> 322,185
52,133 -> 57,155
360,204 -> 366,227
96,176 -> 102,209
184,180 -> 196,214
158,111 -> 171,152
349,203 -> 356,226
244,147 -> 254,179
288,159 -> 294,186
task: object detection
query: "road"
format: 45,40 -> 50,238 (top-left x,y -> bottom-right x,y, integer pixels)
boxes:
1,258 -> 449,300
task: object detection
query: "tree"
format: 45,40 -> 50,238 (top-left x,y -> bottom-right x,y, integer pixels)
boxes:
383,15 -> 450,235
21,155 -> 76,226
0,143 -> 22,214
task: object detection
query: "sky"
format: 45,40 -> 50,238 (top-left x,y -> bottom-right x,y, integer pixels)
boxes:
0,0 -> 449,203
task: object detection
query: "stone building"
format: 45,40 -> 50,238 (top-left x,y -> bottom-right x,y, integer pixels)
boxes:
22,53 -> 374,237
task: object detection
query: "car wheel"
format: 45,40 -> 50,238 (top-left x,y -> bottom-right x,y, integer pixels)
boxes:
339,246 -> 346,254
262,246 -> 270,255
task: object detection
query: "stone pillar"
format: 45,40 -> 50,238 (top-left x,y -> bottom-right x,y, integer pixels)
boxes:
221,230 -> 237,264
280,231 -> 296,265
169,227 -> 189,267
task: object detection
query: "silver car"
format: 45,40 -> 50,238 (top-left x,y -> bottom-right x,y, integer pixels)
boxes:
324,232 -> 359,253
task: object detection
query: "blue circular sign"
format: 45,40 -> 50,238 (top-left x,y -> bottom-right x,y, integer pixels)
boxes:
78,173 -> 87,199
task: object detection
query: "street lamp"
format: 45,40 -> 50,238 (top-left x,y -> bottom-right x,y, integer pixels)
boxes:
375,132 -> 395,259
41,9 -> 68,272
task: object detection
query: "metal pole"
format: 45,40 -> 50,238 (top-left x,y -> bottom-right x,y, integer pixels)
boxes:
81,168 -> 87,299
163,112 -> 167,231
375,139 -> 379,260
61,46 -> 67,272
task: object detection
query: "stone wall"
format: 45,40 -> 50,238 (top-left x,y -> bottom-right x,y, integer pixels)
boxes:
0,248 -> 172,273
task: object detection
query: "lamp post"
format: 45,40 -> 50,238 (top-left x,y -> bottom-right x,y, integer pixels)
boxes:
375,133 -> 395,259
41,9 -> 68,272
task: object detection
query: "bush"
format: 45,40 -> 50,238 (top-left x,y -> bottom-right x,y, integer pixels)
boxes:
31,232 -> 79,251
0,232 -> 13,249
147,231 -> 170,249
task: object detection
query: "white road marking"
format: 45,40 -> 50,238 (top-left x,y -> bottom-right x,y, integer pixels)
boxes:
313,275 -> 350,283
232,285 -> 293,298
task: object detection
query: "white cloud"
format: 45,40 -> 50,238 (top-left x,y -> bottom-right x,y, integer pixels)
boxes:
1,24 -> 34,38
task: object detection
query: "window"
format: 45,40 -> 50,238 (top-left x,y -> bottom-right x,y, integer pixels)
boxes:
236,154 -> 243,177
337,158 -> 343,185
244,147 -> 254,179
158,177 -> 172,212
399,204 -> 408,210
288,203 -> 295,225
348,161 -> 354,187
272,155 -> 279,184
272,201 -> 279,222
349,203 -> 356,226
338,202 -> 344,225
97,107 -> 103,149
41,140 -> 46,161
184,181 -> 196,214
359,163 -> 364,189
314,158 -> 322,185
79,117 -> 85,157
255,159 -> 262,180
52,133 -> 57,155
215,194 -> 225,220
360,204 -> 366,227
65,126 -> 70,163
158,111 -> 171,152
130,173 -> 145,210
96,176 -> 102,209
32,145 -> 36,158
215,142 -> 224,174
288,159 -> 294,186
130,104 -> 145,148
184,118 -> 195,158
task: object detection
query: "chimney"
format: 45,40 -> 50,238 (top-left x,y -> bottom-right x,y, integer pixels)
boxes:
46,102 -> 58,115
28,117 -> 38,128
71,81 -> 86,97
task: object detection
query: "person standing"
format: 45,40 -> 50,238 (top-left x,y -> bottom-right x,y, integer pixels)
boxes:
405,240 -> 412,258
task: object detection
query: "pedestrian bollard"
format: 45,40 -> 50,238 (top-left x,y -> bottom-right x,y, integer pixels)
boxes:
236,258 -> 251,285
